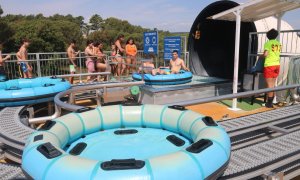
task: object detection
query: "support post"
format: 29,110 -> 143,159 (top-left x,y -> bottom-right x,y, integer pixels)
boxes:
231,9 -> 242,110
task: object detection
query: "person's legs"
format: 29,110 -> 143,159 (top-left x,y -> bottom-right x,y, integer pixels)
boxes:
125,57 -> 131,76
265,78 -> 276,108
131,56 -> 137,73
96,62 -> 106,81
27,65 -> 33,78
264,65 -> 280,108
86,60 -> 95,81
116,56 -> 123,76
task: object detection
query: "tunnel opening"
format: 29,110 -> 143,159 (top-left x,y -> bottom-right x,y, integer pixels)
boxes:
188,1 -> 258,80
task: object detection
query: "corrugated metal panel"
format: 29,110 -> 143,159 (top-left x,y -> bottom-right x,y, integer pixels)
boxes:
209,0 -> 300,22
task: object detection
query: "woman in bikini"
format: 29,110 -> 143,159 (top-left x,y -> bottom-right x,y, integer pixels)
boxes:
95,41 -> 107,81
114,34 -> 126,76
125,38 -> 138,75
85,40 -> 96,82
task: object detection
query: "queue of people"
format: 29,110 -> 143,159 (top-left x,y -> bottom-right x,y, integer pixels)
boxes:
67,34 -> 139,83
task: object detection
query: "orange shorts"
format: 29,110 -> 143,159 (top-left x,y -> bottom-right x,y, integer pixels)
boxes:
264,65 -> 280,78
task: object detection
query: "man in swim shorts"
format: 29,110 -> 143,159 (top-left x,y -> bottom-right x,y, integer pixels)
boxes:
261,29 -> 281,108
169,50 -> 189,73
17,38 -> 32,78
67,39 -> 80,84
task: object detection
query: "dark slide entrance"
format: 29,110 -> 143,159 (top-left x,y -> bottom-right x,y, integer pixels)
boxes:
188,1 -> 257,80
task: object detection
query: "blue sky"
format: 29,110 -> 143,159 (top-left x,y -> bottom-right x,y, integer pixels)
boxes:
1,0 -> 300,32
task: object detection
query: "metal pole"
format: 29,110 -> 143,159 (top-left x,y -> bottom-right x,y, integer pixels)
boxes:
232,9 -> 242,110
156,31 -> 159,68
79,53 -> 83,83
36,53 -> 42,77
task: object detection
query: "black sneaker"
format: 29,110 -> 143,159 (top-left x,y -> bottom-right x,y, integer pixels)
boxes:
265,102 -> 274,108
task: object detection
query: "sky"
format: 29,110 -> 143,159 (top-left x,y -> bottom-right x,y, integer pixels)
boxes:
1,0 -> 300,32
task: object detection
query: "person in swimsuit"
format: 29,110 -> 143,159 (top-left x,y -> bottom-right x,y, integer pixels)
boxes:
138,60 -> 158,76
94,41 -> 107,81
67,39 -> 80,84
85,40 -> 96,82
114,34 -> 126,76
155,50 -> 189,75
17,38 -> 32,78
169,50 -> 189,73
0,42 -> 11,81
125,37 -> 138,75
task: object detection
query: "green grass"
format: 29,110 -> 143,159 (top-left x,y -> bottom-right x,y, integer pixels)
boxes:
220,98 -> 264,111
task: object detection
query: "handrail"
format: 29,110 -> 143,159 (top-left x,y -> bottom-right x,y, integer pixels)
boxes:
54,81 -> 145,111
28,81 -> 145,124
28,104 -> 61,124
166,84 -> 300,106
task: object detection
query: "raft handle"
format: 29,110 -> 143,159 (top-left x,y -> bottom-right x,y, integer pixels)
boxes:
76,107 -> 95,113
101,159 -> 145,170
50,76 -> 57,79
186,139 -> 213,153
69,142 -> 87,156
33,135 -> 43,142
37,142 -> 62,159
167,135 -> 185,147
5,86 -> 21,91
43,83 -> 55,87
202,116 -> 218,126
38,120 -> 56,131
168,105 -> 187,111
114,129 -> 138,135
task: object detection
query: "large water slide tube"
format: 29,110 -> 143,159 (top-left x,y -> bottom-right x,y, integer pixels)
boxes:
188,0 -> 298,80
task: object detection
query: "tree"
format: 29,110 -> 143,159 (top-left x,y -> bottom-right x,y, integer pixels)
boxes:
89,14 -> 103,31
0,22 -> 14,45
0,5 -> 3,16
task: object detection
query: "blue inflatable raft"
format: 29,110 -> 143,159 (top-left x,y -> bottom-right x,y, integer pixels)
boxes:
22,105 -> 231,180
0,77 -> 71,107
132,69 -> 193,85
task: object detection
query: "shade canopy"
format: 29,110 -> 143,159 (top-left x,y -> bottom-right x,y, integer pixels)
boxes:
209,0 -> 300,22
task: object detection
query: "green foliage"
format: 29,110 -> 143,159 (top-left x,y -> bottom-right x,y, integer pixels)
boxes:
0,5 -> 3,16
89,14 -> 103,31
0,21 -> 14,45
2,14 -> 83,52
0,12 -> 186,53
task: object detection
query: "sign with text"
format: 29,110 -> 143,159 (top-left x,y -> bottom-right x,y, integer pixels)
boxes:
143,31 -> 158,54
164,36 -> 181,60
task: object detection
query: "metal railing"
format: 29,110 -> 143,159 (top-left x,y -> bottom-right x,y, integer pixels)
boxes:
2,50 -> 190,80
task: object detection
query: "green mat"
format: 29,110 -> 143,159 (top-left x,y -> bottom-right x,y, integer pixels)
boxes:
220,98 -> 264,111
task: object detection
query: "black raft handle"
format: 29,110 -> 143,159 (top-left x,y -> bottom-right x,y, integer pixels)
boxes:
69,142 -> 87,156
43,83 -> 55,87
166,135 -> 185,147
168,105 -> 187,111
76,107 -> 95,113
114,129 -> 138,135
101,159 -> 145,171
186,139 -> 213,154
5,86 -> 22,91
37,142 -> 62,159
202,116 -> 218,126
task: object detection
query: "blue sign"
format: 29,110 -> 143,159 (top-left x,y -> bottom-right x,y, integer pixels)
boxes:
143,31 -> 158,54
164,36 -> 181,60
